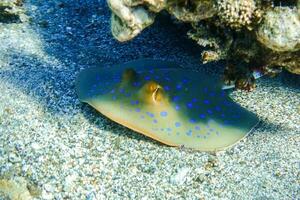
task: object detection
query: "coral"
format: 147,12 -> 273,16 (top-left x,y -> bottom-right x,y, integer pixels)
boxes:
216,0 -> 261,30
107,0 -> 300,89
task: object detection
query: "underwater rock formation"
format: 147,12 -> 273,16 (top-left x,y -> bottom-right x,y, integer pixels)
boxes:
0,0 -> 25,23
107,0 -> 300,89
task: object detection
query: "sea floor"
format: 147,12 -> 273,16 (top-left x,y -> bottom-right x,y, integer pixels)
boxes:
0,0 -> 299,199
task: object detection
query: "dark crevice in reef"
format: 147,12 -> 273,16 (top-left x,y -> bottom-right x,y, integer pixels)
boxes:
272,0 -> 297,6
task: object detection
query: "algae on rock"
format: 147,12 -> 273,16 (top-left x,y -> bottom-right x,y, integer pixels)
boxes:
107,0 -> 300,89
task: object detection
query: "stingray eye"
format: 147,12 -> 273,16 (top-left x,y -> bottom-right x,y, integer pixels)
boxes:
146,81 -> 158,93
153,87 -> 164,102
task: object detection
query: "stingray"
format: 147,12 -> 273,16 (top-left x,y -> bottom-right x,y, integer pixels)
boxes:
76,59 -> 259,151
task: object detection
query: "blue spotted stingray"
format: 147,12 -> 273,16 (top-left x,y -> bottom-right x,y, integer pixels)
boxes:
76,59 -> 259,151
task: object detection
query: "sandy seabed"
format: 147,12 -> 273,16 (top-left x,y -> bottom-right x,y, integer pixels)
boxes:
0,0 -> 299,199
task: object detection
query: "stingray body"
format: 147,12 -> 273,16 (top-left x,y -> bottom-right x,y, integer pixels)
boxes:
76,59 -> 259,151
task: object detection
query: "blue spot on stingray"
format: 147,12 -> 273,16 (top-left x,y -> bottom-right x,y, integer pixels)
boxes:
189,119 -> 196,124
110,89 -> 115,94
199,114 -> 206,119
164,86 -> 170,91
176,84 -> 182,89
186,130 -> 192,136
146,112 -> 154,118
160,111 -> 168,117
149,69 -> 154,74
221,113 -> 226,118
195,126 -> 201,130
203,99 -> 210,104
207,109 -> 213,114
183,78 -> 189,83
175,122 -> 181,127
203,87 -> 208,93
140,115 -> 145,119
135,108 -> 141,112
153,119 -> 158,124
119,88 -> 125,94
192,98 -> 198,102
215,106 -> 221,111
172,96 -> 180,102
175,105 -> 180,110
125,93 -> 131,97
133,82 -> 141,87
186,102 -> 193,109
144,76 -> 150,80
131,100 -> 139,105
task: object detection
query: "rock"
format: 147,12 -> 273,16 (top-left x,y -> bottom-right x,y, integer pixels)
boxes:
107,0 -> 157,41
169,167 -> 190,185
8,153 -> 21,163
256,7 -> 300,52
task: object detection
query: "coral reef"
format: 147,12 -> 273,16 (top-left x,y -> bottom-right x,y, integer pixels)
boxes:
107,0 -> 300,90
0,0 -> 25,23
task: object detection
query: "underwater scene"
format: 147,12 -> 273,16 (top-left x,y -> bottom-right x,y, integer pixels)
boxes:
0,0 -> 299,199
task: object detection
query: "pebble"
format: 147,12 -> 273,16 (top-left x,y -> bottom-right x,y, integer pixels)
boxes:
8,153 -> 21,163
169,167 -> 190,185
63,173 -> 78,192
42,190 -> 54,200
44,183 -> 54,192
31,142 -> 41,150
